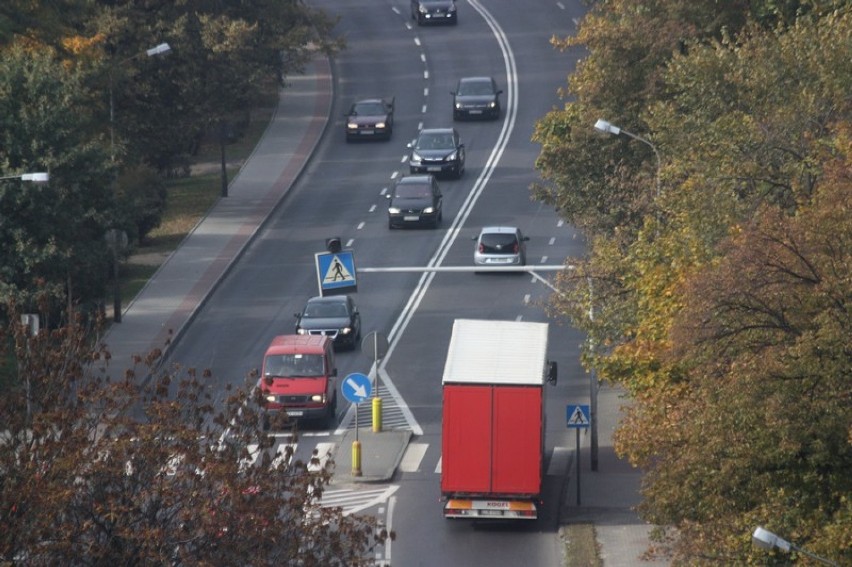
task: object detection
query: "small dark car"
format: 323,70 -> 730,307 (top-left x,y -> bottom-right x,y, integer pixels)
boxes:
411,0 -> 457,25
345,97 -> 394,141
408,128 -> 465,179
452,76 -> 502,120
294,295 -> 361,349
387,175 -> 443,229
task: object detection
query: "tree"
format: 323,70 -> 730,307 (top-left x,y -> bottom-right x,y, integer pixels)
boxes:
0,41 -> 116,315
536,2 -> 852,562
0,311 -> 390,565
621,168 -> 851,564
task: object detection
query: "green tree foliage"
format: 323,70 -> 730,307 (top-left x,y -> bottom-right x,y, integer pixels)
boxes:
0,313 -> 390,565
536,1 -> 852,562
0,42 -> 115,313
626,170 -> 852,563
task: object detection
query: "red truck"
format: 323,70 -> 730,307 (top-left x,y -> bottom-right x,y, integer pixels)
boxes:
441,319 -> 557,520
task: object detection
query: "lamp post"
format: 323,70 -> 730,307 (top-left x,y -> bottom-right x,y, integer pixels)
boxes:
109,42 -> 172,163
752,526 -> 838,566
594,118 -> 661,198
0,172 -> 50,184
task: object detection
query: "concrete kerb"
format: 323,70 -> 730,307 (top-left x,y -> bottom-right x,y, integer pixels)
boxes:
139,55 -> 334,376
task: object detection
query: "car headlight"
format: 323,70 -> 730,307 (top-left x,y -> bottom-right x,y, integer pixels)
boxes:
376,121 -> 386,129
347,123 -> 358,130
423,207 -> 435,214
455,102 -> 462,109
310,394 -> 326,403
388,206 -> 401,214
410,151 -> 422,164
296,328 -> 308,335
265,394 -> 277,403
488,101 -> 496,108
340,327 -> 352,335
447,151 -> 458,161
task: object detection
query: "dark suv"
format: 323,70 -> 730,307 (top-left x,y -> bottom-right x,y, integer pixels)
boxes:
452,76 -> 502,120
411,0 -> 457,25
387,175 -> 443,229
408,128 -> 465,179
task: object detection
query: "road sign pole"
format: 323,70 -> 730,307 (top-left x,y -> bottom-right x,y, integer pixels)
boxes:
576,428 -> 581,506
372,334 -> 382,432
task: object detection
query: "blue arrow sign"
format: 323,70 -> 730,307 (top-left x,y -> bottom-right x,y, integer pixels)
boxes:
316,250 -> 357,293
566,404 -> 591,428
342,372 -> 372,404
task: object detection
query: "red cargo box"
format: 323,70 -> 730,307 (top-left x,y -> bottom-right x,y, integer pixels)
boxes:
441,384 -> 542,496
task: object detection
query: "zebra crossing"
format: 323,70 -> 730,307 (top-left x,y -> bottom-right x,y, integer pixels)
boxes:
243,435 -> 399,516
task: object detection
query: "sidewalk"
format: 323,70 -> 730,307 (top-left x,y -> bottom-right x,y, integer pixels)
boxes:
561,384 -> 670,566
102,56 -> 332,372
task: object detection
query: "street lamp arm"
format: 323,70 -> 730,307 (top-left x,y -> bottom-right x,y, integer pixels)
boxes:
595,118 -> 661,197
0,172 -> 49,183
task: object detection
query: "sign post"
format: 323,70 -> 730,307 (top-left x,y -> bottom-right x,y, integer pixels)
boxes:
342,373 -> 372,476
567,404 -> 591,506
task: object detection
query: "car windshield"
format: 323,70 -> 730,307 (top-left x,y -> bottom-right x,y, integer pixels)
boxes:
352,102 -> 385,115
416,133 -> 454,150
264,354 -> 325,377
480,233 -> 519,254
458,80 -> 493,96
304,302 -> 348,317
395,184 -> 431,198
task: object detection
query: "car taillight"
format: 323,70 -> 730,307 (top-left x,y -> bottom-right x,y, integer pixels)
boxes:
478,243 -> 485,253
513,242 -> 519,253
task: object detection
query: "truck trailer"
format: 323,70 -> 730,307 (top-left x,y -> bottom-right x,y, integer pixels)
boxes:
440,319 -> 557,520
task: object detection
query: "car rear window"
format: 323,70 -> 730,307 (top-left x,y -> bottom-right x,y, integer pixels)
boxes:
480,233 -> 519,254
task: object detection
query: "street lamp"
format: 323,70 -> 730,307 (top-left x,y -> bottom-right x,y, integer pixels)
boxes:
752,526 -> 838,566
594,118 -> 661,197
0,172 -> 49,184
109,42 -> 172,162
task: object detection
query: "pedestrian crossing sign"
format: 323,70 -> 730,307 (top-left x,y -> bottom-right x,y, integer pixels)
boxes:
566,404 -> 591,428
315,250 -> 357,294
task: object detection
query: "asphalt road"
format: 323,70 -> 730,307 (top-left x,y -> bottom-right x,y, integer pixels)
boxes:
163,0 -> 591,565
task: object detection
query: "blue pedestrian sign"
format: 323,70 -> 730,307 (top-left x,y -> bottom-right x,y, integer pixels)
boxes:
342,372 -> 372,404
316,250 -> 357,294
566,404 -> 591,428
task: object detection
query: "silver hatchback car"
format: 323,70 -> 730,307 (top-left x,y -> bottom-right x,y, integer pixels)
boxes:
472,226 -> 529,268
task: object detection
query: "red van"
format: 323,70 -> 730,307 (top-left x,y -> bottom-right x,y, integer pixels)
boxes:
258,335 -> 338,427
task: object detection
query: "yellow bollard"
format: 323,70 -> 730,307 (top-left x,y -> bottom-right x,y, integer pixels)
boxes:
372,396 -> 383,433
351,440 -> 362,477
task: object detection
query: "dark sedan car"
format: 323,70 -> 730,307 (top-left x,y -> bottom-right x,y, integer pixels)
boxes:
452,76 -> 502,120
345,97 -> 394,141
294,295 -> 361,349
411,0 -> 457,25
408,128 -> 465,179
387,175 -> 443,229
